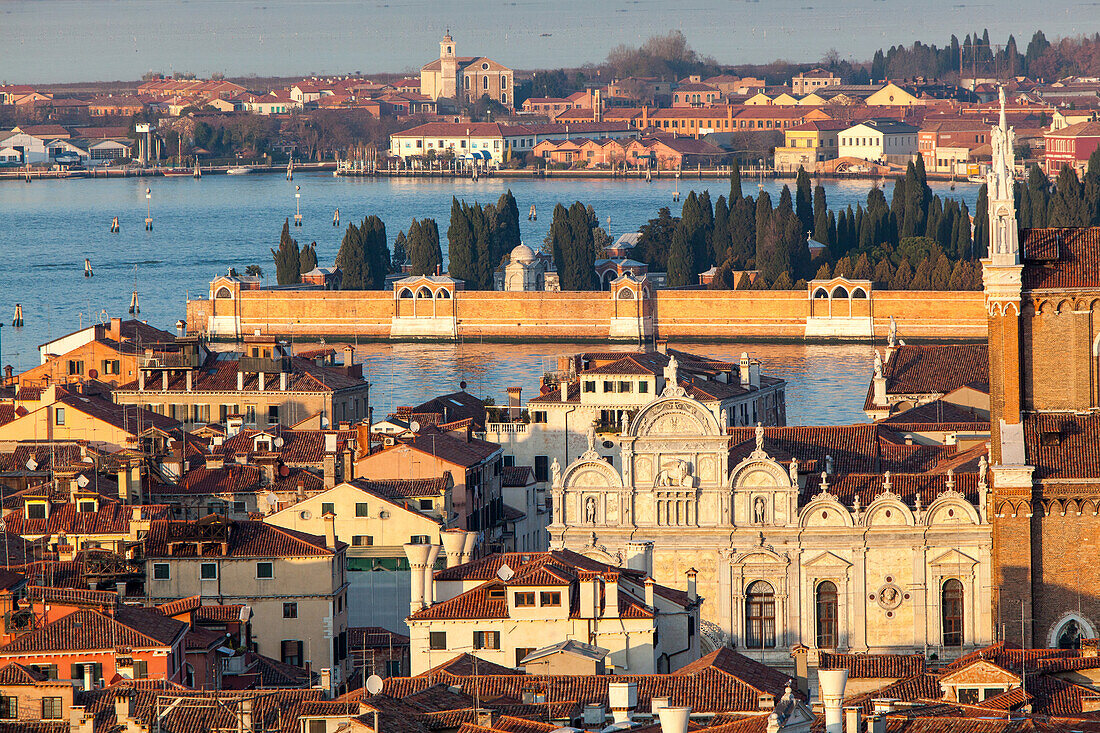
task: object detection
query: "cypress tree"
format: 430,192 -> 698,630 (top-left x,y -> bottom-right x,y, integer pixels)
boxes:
813,184 -> 830,246
1027,163 -> 1050,227
697,190 -> 715,271
771,271 -> 794,290
711,195 -> 730,264
361,215 -> 389,289
910,258 -> 932,290
392,230 -> 409,271
469,203 -> 494,289
667,223 -> 694,287
956,201 -> 973,260
754,192 -> 773,273
336,220 -> 367,289
495,190 -> 522,254
635,207 -> 677,271
272,218 -> 301,285
795,167 -> 814,236
890,258 -> 914,290
730,160 -> 743,201
929,253 -> 953,289
872,258 -> 894,287
299,241 -> 318,274
422,218 -> 443,275
1084,147 -> 1100,226
851,253 -> 873,280
947,260 -> 969,290
565,201 -> 598,291
447,198 -> 478,285
827,210 -> 838,254
728,195 -> 755,267
814,263 -> 831,280
1049,165 -> 1087,227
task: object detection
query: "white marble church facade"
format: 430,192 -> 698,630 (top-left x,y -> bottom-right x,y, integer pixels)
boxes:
548,365 -> 994,670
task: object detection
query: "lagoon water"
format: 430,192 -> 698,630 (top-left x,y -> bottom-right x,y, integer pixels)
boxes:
1,173 -> 974,423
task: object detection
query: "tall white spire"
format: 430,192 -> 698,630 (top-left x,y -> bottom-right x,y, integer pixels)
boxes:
987,85 -> 1020,266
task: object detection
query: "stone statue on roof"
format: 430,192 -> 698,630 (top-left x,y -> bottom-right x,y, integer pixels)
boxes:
755,422 -> 765,452
550,457 -> 561,486
887,316 -> 898,348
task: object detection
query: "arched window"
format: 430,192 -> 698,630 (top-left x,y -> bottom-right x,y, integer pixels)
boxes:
745,581 -> 776,649
831,286 -> 849,299
1058,620 -> 1084,649
416,287 -> 432,299
436,289 -> 451,299
816,581 -> 838,649
942,579 -> 964,647
851,287 -> 868,299
617,288 -> 634,299
215,287 -> 233,299
813,288 -> 829,299
398,288 -> 414,299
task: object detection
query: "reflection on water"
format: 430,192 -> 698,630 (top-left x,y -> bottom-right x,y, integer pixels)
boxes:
349,341 -> 875,428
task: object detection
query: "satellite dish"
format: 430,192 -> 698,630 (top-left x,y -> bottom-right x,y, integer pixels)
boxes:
77,475 -> 90,489
25,457 -> 38,471
299,509 -> 312,520
496,563 -> 514,582
273,437 -> 285,448
365,674 -> 384,695
410,421 -> 420,433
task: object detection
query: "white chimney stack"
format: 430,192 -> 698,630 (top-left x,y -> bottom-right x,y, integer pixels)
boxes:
403,543 -> 434,613
844,706 -> 861,733
423,544 -> 441,606
818,669 -> 848,733
460,530 -> 477,563
657,706 -> 691,733
608,681 -> 638,724
441,529 -> 467,568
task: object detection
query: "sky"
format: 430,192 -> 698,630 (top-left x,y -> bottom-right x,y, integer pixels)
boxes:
0,0 -> 1094,84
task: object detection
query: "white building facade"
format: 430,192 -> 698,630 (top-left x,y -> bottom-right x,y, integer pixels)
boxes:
838,119 -> 919,163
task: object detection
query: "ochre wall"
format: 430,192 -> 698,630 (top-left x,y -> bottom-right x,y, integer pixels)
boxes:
186,288 -> 988,341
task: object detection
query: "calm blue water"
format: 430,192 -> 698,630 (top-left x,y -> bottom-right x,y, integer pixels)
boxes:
0,173 -> 968,424
2,0 -> 1081,83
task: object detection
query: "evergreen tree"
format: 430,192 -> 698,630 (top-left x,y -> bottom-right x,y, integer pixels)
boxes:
1027,163 -> 1050,228
469,203 -> 494,289
1049,165 -> 1087,227
420,218 -> 443,275
929,253 -> 953,289
709,258 -> 740,290
634,207 -> 677,270
735,272 -> 752,290
392,230 -> 408,271
697,190 -> 715,271
890,258 -> 913,290
956,201 -> 973,260
565,201 -> 598,290
833,255 -> 852,278
447,197 -> 478,285
1085,147 -> 1100,226
666,224 -> 694,287
495,190 -> 522,254
336,220 -> 367,289
947,260 -> 969,290
851,253 -> 873,280
272,218 -> 301,285
795,167 -> 814,236
299,241 -> 318,275
730,160 -> 743,201
872,258 -> 894,287
754,192 -> 773,273
910,258 -> 932,290
711,195 -> 730,264
771,271 -> 794,290
814,263 -> 832,280
813,184 -> 830,246
827,210 -> 838,254
728,195 -> 756,267
361,215 -> 389,289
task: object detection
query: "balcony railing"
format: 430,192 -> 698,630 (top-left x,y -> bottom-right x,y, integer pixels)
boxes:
484,422 -> 529,435
238,356 -> 291,374
141,352 -> 202,369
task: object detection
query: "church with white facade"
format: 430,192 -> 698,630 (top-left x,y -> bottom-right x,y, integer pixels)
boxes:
549,354 -> 993,671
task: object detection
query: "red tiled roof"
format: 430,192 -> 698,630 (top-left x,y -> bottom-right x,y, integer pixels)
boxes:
502,466 -> 532,487
879,345 -> 989,398
1023,227 -> 1100,289
156,595 -> 201,617
3,500 -> 172,537
0,662 -> 48,684
1023,413 -> 1100,480
819,652 -> 926,678
0,606 -> 186,653
144,518 -> 337,559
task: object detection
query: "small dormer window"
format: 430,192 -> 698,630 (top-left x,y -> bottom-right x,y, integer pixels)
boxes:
78,501 -> 96,513
27,502 -> 46,520
1040,430 -> 1061,446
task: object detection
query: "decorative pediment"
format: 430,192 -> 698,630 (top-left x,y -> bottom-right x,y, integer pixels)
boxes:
561,457 -> 623,489
801,550 -> 852,570
729,458 -> 793,490
929,548 -> 977,571
732,543 -> 789,567
629,396 -> 721,438
940,659 -> 1020,687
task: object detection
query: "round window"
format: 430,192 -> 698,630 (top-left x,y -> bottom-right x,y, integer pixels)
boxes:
482,62 -> 489,70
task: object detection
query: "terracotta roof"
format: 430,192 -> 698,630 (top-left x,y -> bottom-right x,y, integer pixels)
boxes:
0,606 -> 186,653
116,355 -> 367,395
156,595 -> 201,617
879,399 -> 989,427
0,661 -> 48,684
350,626 -> 410,649
144,518 -> 337,559
27,585 -> 118,608
819,652 -> 926,678
1022,227 -> 1100,289
3,500 -> 172,538
845,673 -> 943,713
1023,413 -> 1100,480
502,466 -> 533,487
878,345 -> 989,399
393,428 -> 501,468
194,604 -> 249,622
166,464 -> 264,495
350,477 -> 451,499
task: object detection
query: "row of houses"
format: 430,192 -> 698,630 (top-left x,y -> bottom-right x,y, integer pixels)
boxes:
0,125 -> 132,168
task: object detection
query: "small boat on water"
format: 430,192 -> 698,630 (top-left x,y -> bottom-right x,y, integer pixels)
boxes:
227,166 -> 254,175
161,168 -> 192,177
968,175 -> 985,184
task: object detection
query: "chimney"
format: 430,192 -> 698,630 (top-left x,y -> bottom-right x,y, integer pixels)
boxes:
871,699 -> 898,715
1082,696 -> 1100,713
791,645 -> 810,697
237,370 -> 244,391
227,414 -> 243,438
608,681 -> 637,724
175,319 -> 187,337
686,568 -> 697,603
579,571 -> 600,618
320,668 -> 332,697
507,386 -> 523,421
645,577 -> 655,608
657,707 -> 691,733
69,707 -> 87,733
625,541 -> 653,577
403,543 -> 434,613
602,572 -> 620,618
740,352 -> 751,386
651,698 -> 670,715
113,692 -> 130,725
280,370 -> 288,390
115,581 -> 126,599
323,512 -> 336,549
749,360 -> 760,388
460,530 -> 477,564
655,339 -> 668,354
116,461 -> 130,502
868,715 -> 886,733
818,669 -> 848,733
323,433 -> 338,488
258,372 -> 265,391
423,544 -> 441,606
441,529 -> 467,568
83,663 -> 94,691
844,707 -> 861,733
109,317 -> 122,342
560,380 -> 569,402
